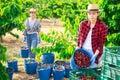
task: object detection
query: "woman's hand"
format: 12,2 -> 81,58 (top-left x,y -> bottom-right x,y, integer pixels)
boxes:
95,49 -> 99,55
90,49 -> 99,65
23,36 -> 27,42
90,54 -> 97,65
37,37 -> 41,43
76,46 -> 81,50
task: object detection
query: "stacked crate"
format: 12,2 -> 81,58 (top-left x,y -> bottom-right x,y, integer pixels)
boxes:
69,68 -> 102,80
101,46 -> 120,80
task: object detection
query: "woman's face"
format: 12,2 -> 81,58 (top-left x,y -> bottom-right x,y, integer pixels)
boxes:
30,11 -> 36,18
87,11 -> 99,22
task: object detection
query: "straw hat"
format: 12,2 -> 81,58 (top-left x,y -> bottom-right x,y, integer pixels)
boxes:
84,4 -> 101,12
29,8 -> 37,12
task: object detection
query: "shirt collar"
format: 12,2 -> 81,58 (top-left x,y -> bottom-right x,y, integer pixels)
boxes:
87,19 -> 100,29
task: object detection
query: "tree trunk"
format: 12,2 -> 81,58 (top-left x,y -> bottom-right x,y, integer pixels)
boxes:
0,36 -> 3,43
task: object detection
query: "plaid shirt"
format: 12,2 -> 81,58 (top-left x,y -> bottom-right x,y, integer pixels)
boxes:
77,19 -> 108,64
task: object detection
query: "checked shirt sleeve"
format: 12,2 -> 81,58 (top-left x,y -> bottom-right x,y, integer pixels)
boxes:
97,23 -> 108,52
77,22 -> 83,47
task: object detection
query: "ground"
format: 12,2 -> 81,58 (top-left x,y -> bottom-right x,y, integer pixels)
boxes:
1,18 -> 69,80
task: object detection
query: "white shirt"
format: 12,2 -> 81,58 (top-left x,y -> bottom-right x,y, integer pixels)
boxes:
82,29 -> 92,50
29,18 -> 36,29
27,18 -> 37,34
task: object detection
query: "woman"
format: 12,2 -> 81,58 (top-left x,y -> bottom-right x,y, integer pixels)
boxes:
77,4 -> 108,68
23,8 -> 41,58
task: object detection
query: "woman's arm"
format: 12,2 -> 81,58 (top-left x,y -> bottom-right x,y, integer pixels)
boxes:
96,23 -> 108,55
23,19 -> 28,36
36,19 -> 41,34
77,22 -> 83,48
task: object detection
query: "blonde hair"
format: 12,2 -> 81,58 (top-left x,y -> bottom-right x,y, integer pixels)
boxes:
29,8 -> 36,12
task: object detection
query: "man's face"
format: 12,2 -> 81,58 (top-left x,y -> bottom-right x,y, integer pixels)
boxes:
87,11 -> 99,22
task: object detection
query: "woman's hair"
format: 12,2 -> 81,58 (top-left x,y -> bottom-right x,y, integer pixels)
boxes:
29,8 -> 36,12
